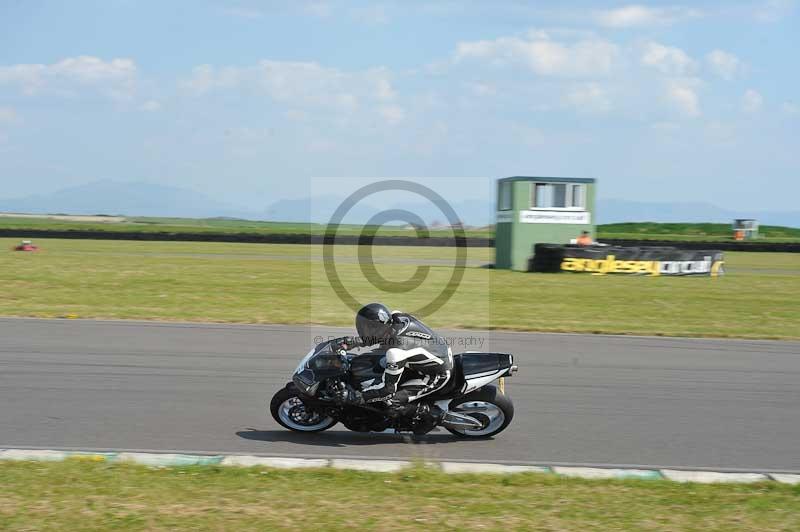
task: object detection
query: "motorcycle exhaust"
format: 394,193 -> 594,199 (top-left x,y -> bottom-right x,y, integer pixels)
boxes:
441,411 -> 484,430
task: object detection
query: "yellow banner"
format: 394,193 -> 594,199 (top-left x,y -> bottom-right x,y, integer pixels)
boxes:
560,255 -> 724,277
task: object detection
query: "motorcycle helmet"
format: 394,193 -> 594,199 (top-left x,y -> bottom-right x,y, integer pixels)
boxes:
355,303 -> 394,344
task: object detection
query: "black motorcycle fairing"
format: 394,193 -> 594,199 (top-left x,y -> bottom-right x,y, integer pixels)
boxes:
460,352 -> 513,376
293,341 -> 349,395
347,352 -> 386,382
425,353 -> 514,400
341,410 -> 391,433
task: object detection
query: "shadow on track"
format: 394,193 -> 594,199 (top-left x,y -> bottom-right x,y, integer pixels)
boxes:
236,428 -> 464,447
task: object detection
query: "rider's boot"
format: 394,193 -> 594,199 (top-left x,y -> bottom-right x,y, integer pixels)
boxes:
412,404 -> 444,435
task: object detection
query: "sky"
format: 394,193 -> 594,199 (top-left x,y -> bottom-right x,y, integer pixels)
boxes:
0,0 -> 798,213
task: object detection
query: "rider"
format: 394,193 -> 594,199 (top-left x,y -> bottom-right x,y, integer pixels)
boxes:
335,303 -> 453,408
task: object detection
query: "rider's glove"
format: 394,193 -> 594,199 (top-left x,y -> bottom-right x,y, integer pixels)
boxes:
336,385 -> 364,405
336,336 -> 362,351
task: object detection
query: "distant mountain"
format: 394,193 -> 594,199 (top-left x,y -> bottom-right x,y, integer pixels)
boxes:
263,197 -> 382,225
1,180 -> 796,229
264,197 -> 493,226
397,198 -> 494,227
597,198 -> 800,227
0,180 -> 260,219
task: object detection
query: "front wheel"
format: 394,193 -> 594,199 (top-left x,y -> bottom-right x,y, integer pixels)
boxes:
445,385 -> 514,439
270,384 -> 338,432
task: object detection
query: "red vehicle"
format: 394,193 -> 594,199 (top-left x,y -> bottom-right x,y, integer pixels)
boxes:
13,240 -> 39,252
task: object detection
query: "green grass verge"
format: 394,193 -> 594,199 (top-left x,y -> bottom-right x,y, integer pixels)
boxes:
2,215 -> 799,242
600,222 -> 800,242
0,215 -> 492,238
1,460 -> 799,531
2,238 -> 799,339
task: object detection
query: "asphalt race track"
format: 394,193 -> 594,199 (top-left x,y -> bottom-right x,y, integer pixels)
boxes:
1,318 -> 799,472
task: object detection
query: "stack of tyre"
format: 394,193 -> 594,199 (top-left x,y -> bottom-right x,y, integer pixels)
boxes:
528,243 -> 566,272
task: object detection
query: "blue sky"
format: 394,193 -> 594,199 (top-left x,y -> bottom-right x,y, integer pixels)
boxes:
0,0 -> 798,213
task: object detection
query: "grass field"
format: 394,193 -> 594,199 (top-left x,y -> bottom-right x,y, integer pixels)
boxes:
0,214 -> 492,238
1,460 -> 798,531
1,215 -> 798,242
599,222 -> 800,242
2,238 -> 798,339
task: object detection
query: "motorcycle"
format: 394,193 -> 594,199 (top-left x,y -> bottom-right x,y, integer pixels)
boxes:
270,338 -> 518,438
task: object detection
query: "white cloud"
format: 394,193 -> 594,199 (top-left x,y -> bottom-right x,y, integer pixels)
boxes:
0,106 -> 19,147
598,5 -> 656,26
52,56 -> 135,84
524,28 -> 598,41
666,79 -> 701,117
453,34 -> 724,119
782,102 -> 800,115
352,5 -> 389,25
596,5 -> 701,27
651,121 -> 680,132
285,109 -> 310,121
303,2 -> 332,18
221,7 -> 263,19
181,60 -> 400,124
743,89 -> 763,112
455,34 -> 619,77
379,105 -> 405,125
564,83 -> 612,113
754,0 -> 796,22
182,64 -> 244,94
706,50 -> 742,80
0,56 -> 137,100
139,100 -> 161,112
467,82 -> 496,96
0,106 -> 18,124
375,78 -> 396,101
641,42 -> 697,75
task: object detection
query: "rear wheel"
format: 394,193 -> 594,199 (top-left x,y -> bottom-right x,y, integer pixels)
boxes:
445,385 -> 514,439
270,384 -> 337,432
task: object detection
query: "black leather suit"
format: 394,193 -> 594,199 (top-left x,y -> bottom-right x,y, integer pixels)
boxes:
353,312 -> 453,404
